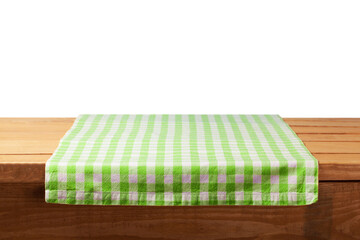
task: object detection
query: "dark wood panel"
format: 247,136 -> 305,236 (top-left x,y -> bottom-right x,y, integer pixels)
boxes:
0,182 -> 359,240
0,163 -> 45,183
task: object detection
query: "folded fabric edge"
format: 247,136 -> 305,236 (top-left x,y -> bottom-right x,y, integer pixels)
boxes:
45,190 -> 318,206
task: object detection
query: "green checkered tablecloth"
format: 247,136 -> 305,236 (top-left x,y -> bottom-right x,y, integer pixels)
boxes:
45,115 -> 318,206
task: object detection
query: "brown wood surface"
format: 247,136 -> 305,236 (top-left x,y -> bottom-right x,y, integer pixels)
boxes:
0,118 -> 360,239
284,119 -> 360,127
0,118 -> 360,181
298,134 -> 360,142
0,182 -> 359,240
291,126 -> 360,134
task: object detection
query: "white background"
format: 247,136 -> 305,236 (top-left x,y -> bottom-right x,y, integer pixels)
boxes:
0,0 -> 359,117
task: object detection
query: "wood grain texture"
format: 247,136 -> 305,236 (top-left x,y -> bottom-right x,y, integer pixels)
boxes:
1,118 -> 360,239
298,134 -> 360,142
0,163 -> 45,183
0,118 -> 74,133
305,142 -> 360,154
315,154 -> 360,181
0,132 -> 66,141
0,182 -> 360,240
0,140 -> 61,154
291,126 -> 360,134
284,118 -> 360,121
0,155 -> 50,163
284,119 -> 360,127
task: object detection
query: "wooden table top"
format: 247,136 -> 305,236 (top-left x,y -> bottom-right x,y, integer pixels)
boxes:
0,118 -> 359,183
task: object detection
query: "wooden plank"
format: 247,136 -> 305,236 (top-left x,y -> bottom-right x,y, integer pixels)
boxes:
291,126 -> 360,134
297,134 -> 360,142
1,154 -> 360,182
7,118 -> 360,123
0,118 -> 73,133
314,153 -> 360,162
0,182 -> 359,239
0,156 -> 48,183
0,140 -> 61,154
0,155 -> 50,163
0,132 -> 65,141
1,118 -> 360,239
284,118 -> 360,122
284,118 -> 360,127
0,118 -> 75,123
0,163 -> 45,183
314,154 -> 360,181
305,142 -> 360,154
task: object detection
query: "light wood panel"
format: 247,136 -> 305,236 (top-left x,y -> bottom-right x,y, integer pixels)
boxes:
284,118 -> 360,127
0,140 -> 60,155
284,118 -> 360,122
305,142 -> 360,154
291,126 -> 360,134
297,134 -> 360,142
0,182 -> 359,239
0,155 -> 50,163
0,118 -> 74,122
0,118 -> 74,133
0,132 -> 65,141
314,153 -> 360,162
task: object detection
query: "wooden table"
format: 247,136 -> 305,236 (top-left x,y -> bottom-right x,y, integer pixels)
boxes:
0,118 -> 359,239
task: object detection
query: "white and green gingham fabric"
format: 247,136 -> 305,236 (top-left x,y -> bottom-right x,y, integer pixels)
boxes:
45,114 -> 318,206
